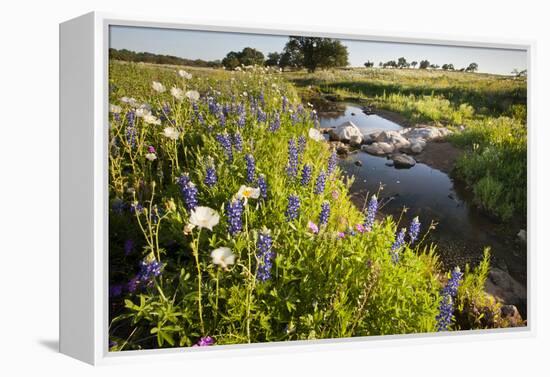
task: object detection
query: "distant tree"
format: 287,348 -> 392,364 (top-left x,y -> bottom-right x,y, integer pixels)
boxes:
419,60 -> 430,69
221,51 -> 241,70
465,62 -> 479,72
442,63 -> 455,71
410,61 -> 418,68
108,48 -> 222,68
222,47 -> 265,69
265,52 -> 281,67
429,64 -> 440,69
283,37 -> 349,72
512,68 -> 527,77
239,47 -> 265,66
383,60 -> 397,68
364,60 -> 374,68
379,61 -> 384,67
397,57 -> 408,68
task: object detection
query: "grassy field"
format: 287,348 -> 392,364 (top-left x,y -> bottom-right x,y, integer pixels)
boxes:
285,68 -> 527,222
107,61 -> 519,351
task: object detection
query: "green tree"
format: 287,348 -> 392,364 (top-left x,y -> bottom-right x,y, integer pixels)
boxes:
442,63 -> 455,71
410,61 -> 418,68
364,60 -> 374,68
283,37 -> 349,72
222,48 -> 265,70
265,52 -> 281,67
466,62 -> 479,72
419,60 -> 430,69
397,57 -> 408,68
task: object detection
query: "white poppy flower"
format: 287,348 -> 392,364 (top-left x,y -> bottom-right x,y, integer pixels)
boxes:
308,128 -> 324,142
143,114 -> 161,125
185,90 -> 200,101
152,81 -> 166,93
235,185 -> 260,205
135,107 -> 152,118
210,247 -> 236,269
170,87 -> 184,100
163,127 -> 180,140
189,206 -> 220,231
109,104 -> 121,114
178,70 -> 192,80
120,97 -> 139,107
145,153 -> 157,161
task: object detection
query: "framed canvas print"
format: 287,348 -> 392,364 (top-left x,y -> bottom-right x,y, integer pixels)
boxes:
59,12 -> 532,365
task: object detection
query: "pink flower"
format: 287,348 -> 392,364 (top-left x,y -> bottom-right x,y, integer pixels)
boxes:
307,221 -> 319,234
355,223 -> 366,233
148,145 -> 156,153
337,232 -> 346,239
331,190 -> 339,200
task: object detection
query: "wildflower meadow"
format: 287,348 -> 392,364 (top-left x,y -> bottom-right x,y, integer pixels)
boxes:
108,61 -> 511,351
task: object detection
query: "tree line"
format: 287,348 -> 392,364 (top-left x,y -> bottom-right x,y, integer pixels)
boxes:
368,57 -> 479,72
109,48 -> 222,68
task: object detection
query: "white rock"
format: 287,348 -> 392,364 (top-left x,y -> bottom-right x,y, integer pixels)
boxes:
378,142 -> 395,154
331,121 -> 363,144
361,143 -> 385,156
349,135 -> 363,147
410,143 -> 424,154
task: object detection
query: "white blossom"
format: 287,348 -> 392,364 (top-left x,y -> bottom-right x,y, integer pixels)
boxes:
188,206 -> 220,231
210,247 -> 236,269
170,87 -> 184,100
143,114 -> 161,125
178,70 -> 193,80
163,127 -> 180,140
145,153 -> 157,161
152,81 -> 166,93
185,90 -> 200,101
235,185 -> 260,205
308,128 -> 325,142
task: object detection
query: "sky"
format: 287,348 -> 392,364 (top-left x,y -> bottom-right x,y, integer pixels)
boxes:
110,25 -> 527,75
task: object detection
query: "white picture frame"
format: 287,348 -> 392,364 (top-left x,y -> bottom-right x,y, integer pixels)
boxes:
59,11 -> 534,365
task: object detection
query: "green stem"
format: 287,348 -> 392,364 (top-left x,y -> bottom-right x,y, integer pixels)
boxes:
193,228 -> 205,334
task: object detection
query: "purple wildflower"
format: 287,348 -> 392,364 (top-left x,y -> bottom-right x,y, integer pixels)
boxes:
215,133 -> 233,162
257,174 -> 268,199
227,199 -> 244,236
327,149 -> 337,175
204,164 -> 217,188
409,216 -> 421,244
364,195 -> 378,231
319,201 -> 330,226
257,108 -> 267,123
109,284 -> 123,298
436,267 -> 463,331
177,173 -> 199,211
286,194 -> 300,221
245,154 -> 255,183
256,230 -> 275,282
314,170 -> 327,195
390,228 -> 406,264
193,336 -> 215,347
308,221 -> 319,234
301,164 -> 312,186
269,112 -> 281,132
297,135 -> 306,160
286,138 -> 298,178
232,132 -> 243,152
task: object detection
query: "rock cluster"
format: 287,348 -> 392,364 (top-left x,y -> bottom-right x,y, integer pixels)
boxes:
326,121 -> 452,170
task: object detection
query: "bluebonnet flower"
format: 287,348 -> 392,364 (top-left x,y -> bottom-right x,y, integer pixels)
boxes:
300,164 -> 312,186
297,135 -> 306,159
111,198 -> 125,214
193,336 -> 215,347
245,154 -> 255,183
257,108 -> 267,123
215,133 -> 233,162
286,138 -> 298,178
297,104 -> 305,115
232,132 -> 243,152
259,91 -> 265,107
291,111 -> 299,125
130,202 -> 144,214
204,160 -> 217,188
127,276 -> 139,293
124,239 -> 134,255
257,174 -> 268,199
256,229 -> 275,282
237,112 -> 246,127
125,117 -> 137,148
126,110 -> 135,127
364,195 -> 378,231
269,112 -> 281,132
314,170 -> 327,195
282,96 -> 289,112
327,149 -> 337,175
128,257 -> 163,291
409,216 -> 421,244
436,267 -> 463,331
227,199 -> 244,236
390,228 -> 406,264
286,194 -> 300,221
177,173 -> 198,211
222,103 -> 231,117
319,201 -> 330,226
218,111 -> 226,127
